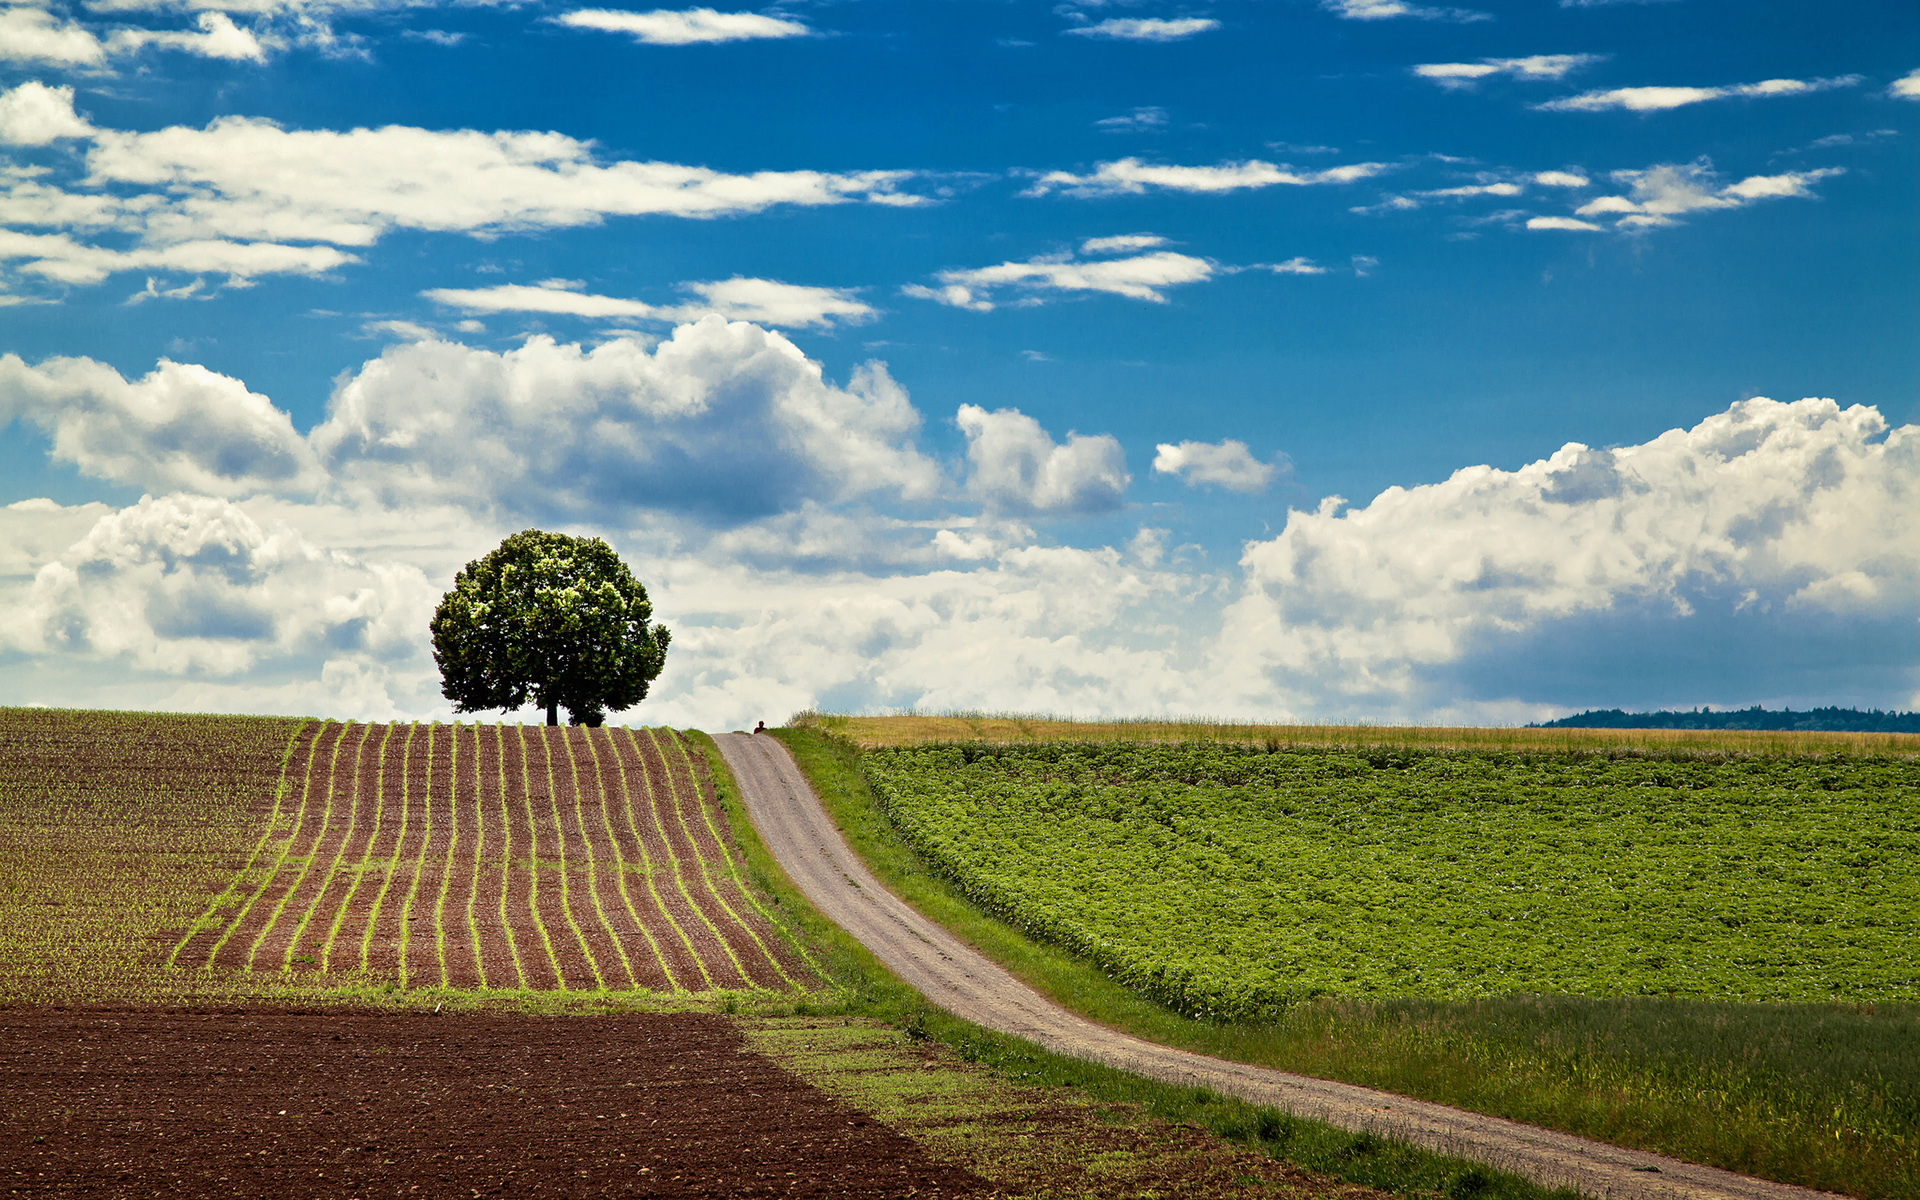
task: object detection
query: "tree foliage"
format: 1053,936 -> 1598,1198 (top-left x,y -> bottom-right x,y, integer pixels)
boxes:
431,530 -> 670,726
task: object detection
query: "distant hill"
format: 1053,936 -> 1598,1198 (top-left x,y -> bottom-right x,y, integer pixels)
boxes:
1531,706 -> 1920,733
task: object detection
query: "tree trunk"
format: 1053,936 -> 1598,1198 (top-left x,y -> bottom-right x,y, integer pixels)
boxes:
546,700 -> 558,726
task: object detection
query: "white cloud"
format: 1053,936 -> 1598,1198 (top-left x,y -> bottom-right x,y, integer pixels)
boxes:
1891,68 -> 1920,100
1562,160 -> 1843,229
904,247 -> 1215,310
678,277 -> 875,329
1095,106 -> 1168,132
1533,170 -> 1589,188
0,353 -> 322,495
554,8 -> 809,45
1322,0 -> 1488,22
424,277 -> 875,330
4,390 -> 1917,728
957,404 -> 1129,516
0,90 -> 921,289
106,11 -> 266,60
1261,257 -> 1326,275
0,80 -> 93,144
0,7 -> 104,65
1065,17 -> 1218,41
1213,398 -> 1920,711
1153,439 -> 1279,492
1526,216 -> 1604,231
1538,75 -> 1861,113
2,493 -> 435,680
1026,156 -> 1390,198
1414,54 -> 1602,87
1080,233 -> 1167,254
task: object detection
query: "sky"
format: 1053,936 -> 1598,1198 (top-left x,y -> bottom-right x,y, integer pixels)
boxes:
0,0 -> 1915,730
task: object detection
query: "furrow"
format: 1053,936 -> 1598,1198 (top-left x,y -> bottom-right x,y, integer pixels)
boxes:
659,730 -> 811,988
628,728 -> 749,989
581,726 -> 685,990
168,720 -> 315,969
239,721 -> 355,973
534,726 -> 605,990
445,723 -> 485,990
322,722 -> 396,975
611,727 -> 716,989
559,728 -> 638,989
396,723 -> 440,988
481,723 -> 532,990
360,723 -> 421,980
512,725 -> 572,989
281,722 -> 379,974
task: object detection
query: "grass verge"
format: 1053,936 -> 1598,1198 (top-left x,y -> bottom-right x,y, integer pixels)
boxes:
716,728 -> 1580,1200
769,724 -> 1918,1200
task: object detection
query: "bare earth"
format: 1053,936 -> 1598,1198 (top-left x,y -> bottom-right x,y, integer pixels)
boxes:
714,731 -> 1850,1200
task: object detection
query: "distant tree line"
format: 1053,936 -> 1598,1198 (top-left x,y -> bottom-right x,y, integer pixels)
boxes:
1530,706 -> 1920,733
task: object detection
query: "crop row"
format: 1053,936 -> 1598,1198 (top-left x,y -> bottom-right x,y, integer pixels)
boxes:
862,742 -> 1920,1020
170,722 -> 810,993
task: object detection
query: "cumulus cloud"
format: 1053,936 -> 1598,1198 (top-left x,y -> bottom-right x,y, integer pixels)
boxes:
1212,398 -> 1920,711
957,404 -> 1129,516
1153,439 -> 1280,492
1561,159 -> 1843,229
0,7 -> 105,65
1892,68 -> 1920,100
554,8 -> 809,45
3,493 -> 434,680
1027,156 -> 1389,198
1533,170 -> 1589,188
1538,75 -> 1861,113
0,86 -> 920,289
313,320 -> 943,522
0,353 -> 320,495
1525,216 -> 1604,231
904,246 -> 1215,310
423,276 -> 875,329
106,11 -> 266,60
1414,55 -> 1602,87
1322,0 -> 1487,22
0,80 -> 93,144
1065,17 -> 1218,41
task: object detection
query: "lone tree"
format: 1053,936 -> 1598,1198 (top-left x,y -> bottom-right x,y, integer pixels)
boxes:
431,530 -> 670,727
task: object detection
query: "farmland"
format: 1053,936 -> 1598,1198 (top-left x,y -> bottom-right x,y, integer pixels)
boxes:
861,740 -> 1920,1017
0,707 -> 810,1000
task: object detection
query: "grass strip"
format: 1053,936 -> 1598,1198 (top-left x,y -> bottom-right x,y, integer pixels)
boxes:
168,719 -> 310,968
613,726 -> 711,989
703,729 -> 1568,1200
657,729 -> 796,989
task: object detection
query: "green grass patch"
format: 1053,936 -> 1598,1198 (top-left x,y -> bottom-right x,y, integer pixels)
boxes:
772,725 -> 1920,1200
759,727 -> 1581,1200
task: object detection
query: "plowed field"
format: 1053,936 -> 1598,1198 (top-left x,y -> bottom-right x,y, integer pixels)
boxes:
171,723 -> 811,993
0,1008 -> 981,1199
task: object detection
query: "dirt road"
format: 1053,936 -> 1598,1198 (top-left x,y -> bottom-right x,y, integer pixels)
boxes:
714,731 -> 1846,1200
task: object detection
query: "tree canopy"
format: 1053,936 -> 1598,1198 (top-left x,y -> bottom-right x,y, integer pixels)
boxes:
431,530 -> 670,726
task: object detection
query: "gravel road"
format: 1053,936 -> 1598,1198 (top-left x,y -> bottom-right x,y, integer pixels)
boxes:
714,731 -> 1849,1200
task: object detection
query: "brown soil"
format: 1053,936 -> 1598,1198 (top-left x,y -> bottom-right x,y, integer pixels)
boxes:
0,1007 -> 980,1198
178,724 -> 808,994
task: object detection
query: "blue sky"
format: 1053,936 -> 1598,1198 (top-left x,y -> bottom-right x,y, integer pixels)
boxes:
0,0 -> 1915,728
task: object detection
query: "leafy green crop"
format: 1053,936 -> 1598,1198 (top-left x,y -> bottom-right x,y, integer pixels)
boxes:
864,743 -> 1920,1020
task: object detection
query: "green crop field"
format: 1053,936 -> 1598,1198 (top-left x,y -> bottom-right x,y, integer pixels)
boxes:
864,741 -> 1920,1019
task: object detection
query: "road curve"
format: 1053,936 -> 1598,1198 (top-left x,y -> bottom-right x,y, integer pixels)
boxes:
715,731 -> 1847,1200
